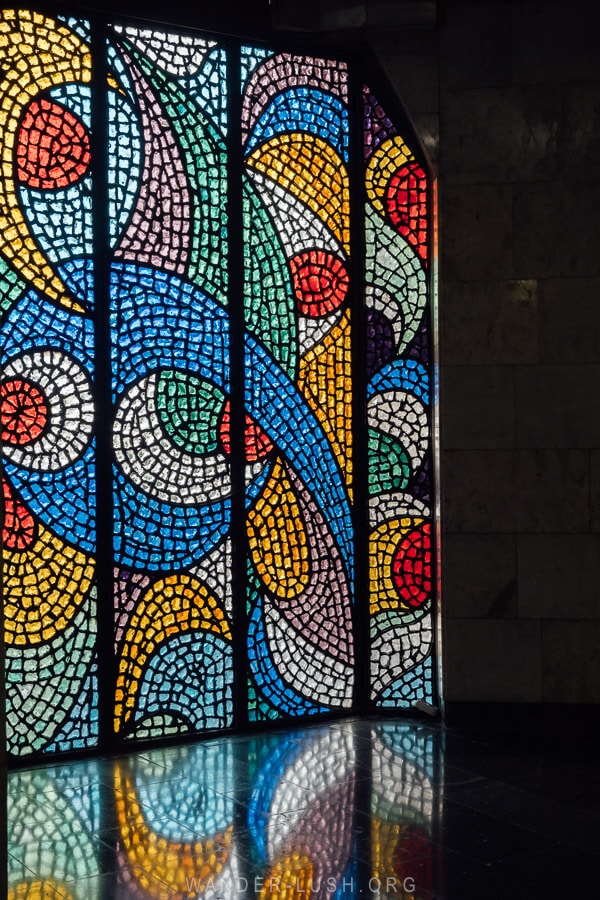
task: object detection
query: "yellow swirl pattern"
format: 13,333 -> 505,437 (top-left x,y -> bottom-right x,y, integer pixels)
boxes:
3,522 -> 94,646
247,133 -> 350,252
8,883 -> 75,900
115,763 -> 233,898
115,574 -> 231,730
0,9 -> 91,310
365,136 -> 415,217
248,459 -> 310,599
259,854 -> 315,900
298,309 -> 353,496
371,818 -> 406,887
369,516 -> 423,615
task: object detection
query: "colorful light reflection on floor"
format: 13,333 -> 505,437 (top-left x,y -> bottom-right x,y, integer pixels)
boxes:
7,719 -> 440,899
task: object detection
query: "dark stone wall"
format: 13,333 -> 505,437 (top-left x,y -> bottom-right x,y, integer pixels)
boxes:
434,1 -> 600,704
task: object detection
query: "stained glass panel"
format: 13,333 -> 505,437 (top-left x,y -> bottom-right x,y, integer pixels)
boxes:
242,48 -> 354,721
109,25 -> 233,741
364,88 -> 435,709
1,9 -> 98,755
1,8 -> 436,759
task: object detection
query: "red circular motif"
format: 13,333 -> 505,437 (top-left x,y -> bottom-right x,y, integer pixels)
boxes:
2,478 -> 37,551
1,378 -> 48,445
392,523 -> 432,608
16,98 -> 92,190
289,250 -> 349,317
218,401 -> 274,462
385,162 -> 428,263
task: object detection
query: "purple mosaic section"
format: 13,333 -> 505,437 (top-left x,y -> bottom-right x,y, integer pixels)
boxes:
363,87 -> 397,159
407,319 -> 430,366
366,307 -> 396,379
412,456 -> 431,505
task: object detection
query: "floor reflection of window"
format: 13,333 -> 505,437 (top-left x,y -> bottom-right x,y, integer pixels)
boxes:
114,743 -> 238,898
1,8 -> 436,760
371,723 -> 436,897
7,763 -> 102,900
248,724 -> 356,896
7,721 -> 442,898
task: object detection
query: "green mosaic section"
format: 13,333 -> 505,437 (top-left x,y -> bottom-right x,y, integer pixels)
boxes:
243,176 -> 297,379
368,429 -> 411,494
157,370 -> 225,455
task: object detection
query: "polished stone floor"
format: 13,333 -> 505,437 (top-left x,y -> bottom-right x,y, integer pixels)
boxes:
6,716 -> 600,899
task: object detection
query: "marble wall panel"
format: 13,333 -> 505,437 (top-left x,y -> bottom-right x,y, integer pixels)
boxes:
590,450 -> 600,534
442,366 -> 515,449
444,618 -> 543,702
538,277 -> 600,365
441,86 -> 561,185
512,0 -> 600,86
374,49 -> 439,114
442,534 -> 518,619
518,535 -> 600,620
441,279 -> 538,366
563,83 -> 600,181
442,449 -> 590,534
440,184 -> 513,281
542,621 -> 600,703
439,1 -> 512,90
515,364 -> 600,448
513,182 -> 600,280
436,0 -> 600,707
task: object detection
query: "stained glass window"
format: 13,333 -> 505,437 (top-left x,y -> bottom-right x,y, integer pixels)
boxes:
1,7 -> 437,759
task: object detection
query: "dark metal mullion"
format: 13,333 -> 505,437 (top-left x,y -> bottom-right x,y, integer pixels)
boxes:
348,60 -> 371,714
354,722 -> 374,896
90,18 -> 120,900
90,19 -> 116,754
227,42 -> 250,730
